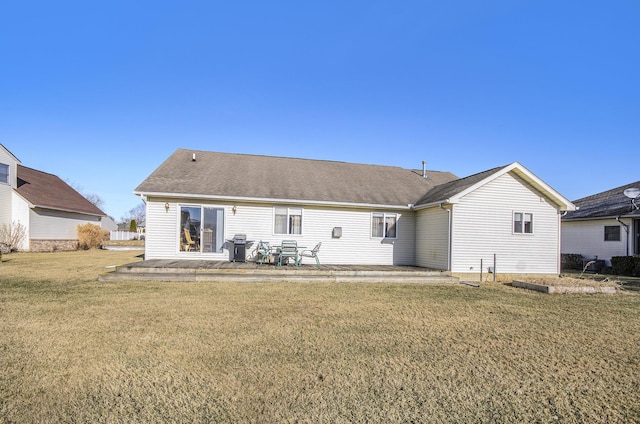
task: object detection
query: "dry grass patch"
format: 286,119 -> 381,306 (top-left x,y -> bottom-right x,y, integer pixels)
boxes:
1,251 -> 639,422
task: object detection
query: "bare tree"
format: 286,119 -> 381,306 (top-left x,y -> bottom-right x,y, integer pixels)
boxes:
121,203 -> 146,228
0,221 -> 27,253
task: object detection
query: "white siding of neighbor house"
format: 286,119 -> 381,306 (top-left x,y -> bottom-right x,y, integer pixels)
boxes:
0,184 -> 11,228
11,192 -> 30,250
145,197 -> 415,265
0,147 -> 18,190
29,208 -> 101,240
562,219 -> 632,264
450,173 -> 561,274
415,206 -> 449,270
0,148 -> 18,228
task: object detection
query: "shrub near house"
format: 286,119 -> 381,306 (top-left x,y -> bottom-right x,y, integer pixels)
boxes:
77,223 -> 109,250
611,256 -> 640,277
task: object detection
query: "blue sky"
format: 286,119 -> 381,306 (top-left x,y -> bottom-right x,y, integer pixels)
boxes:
1,1 -> 638,220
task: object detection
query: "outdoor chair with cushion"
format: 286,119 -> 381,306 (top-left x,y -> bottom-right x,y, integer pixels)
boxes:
278,240 -> 299,266
256,240 -> 272,265
299,242 -> 321,267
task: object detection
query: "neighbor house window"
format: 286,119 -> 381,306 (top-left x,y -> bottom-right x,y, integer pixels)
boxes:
179,205 -> 225,253
274,207 -> 302,235
372,213 -> 397,238
0,163 -> 8,184
604,225 -> 621,241
513,212 -> 533,234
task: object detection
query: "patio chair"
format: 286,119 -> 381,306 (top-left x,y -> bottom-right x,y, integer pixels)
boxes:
278,240 -> 299,266
183,228 -> 196,251
299,242 -> 321,267
256,240 -> 271,265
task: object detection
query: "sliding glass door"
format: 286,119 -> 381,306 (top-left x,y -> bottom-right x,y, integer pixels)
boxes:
180,205 -> 224,253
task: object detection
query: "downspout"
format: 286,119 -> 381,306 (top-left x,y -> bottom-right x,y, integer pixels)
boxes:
440,203 -> 451,271
558,211 -> 568,274
616,216 -> 630,256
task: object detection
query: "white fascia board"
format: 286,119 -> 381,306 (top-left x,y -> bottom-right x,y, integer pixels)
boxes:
134,190 -> 414,210
447,162 -> 576,211
412,199 -> 457,210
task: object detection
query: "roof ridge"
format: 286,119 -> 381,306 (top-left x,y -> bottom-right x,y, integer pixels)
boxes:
177,148 -> 449,173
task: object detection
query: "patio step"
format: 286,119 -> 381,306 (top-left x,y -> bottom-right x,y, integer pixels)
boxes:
98,268 -> 459,284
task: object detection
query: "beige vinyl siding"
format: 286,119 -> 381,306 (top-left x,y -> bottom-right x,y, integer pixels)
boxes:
29,208 -> 101,240
415,206 -> 449,270
451,173 -> 560,274
562,219 -> 629,263
145,197 -> 415,265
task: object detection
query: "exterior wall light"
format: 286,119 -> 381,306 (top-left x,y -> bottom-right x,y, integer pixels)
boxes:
165,202 -> 170,212
232,205 -> 237,215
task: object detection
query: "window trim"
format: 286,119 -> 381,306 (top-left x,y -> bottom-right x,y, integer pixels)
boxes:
0,163 -> 9,185
273,206 -> 303,236
604,225 -> 621,242
371,212 -> 398,239
513,211 -> 534,235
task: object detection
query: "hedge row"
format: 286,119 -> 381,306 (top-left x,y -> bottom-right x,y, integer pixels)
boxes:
611,256 -> 640,277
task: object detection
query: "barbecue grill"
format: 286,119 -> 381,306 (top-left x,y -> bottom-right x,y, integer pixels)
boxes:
228,234 -> 247,262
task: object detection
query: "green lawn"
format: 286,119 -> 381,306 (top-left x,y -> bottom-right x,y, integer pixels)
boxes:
1,251 -> 639,423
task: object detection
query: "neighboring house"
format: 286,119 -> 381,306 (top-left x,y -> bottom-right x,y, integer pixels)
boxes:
562,181 -> 640,265
101,215 -> 119,232
134,149 -> 575,276
0,144 -> 106,251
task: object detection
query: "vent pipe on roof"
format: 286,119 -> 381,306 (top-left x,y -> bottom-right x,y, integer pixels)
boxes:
422,161 -> 427,178
192,153 -> 196,162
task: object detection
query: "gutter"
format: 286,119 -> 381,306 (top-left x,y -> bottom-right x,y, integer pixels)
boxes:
133,191 -> 416,211
32,205 -> 105,218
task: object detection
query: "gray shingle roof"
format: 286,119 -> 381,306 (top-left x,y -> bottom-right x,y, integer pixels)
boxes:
415,166 -> 507,206
135,149 -> 459,207
17,165 -> 105,216
563,181 -> 640,220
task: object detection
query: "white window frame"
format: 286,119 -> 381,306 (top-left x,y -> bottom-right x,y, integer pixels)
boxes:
273,207 -> 303,235
178,203 -> 226,254
0,163 -> 8,185
513,212 -> 533,234
371,212 -> 398,239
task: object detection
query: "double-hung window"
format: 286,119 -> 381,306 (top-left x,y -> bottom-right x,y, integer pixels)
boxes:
0,163 -> 8,184
372,213 -> 397,238
274,207 -> 302,235
604,225 -> 621,241
513,212 -> 533,234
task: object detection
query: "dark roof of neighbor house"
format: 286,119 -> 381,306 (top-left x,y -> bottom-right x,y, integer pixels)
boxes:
16,165 -> 106,216
135,149 -> 460,207
415,165 -> 508,206
563,181 -> 640,220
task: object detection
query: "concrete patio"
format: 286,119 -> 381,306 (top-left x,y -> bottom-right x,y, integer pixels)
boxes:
99,259 -> 459,284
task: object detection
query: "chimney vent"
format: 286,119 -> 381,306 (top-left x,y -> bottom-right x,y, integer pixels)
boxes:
192,153 -> 196,162
422,160 -> 427,178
